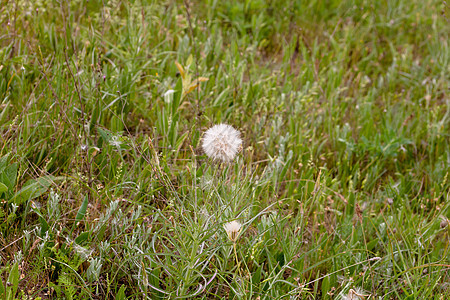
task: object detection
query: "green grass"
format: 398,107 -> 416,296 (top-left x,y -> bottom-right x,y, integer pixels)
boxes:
0,0 -> 449,299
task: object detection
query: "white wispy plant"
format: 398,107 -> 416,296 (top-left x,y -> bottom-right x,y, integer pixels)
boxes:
202,124 -> 242,163
340,287 -> 369,300
224,220 -> 244,276
223,220 -> 242,242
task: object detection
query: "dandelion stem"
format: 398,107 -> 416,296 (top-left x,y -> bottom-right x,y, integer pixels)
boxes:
233,242 -> 242,277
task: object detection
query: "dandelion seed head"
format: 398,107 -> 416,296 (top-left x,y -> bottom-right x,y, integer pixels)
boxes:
224,220 -> 242,242
202,124 -> 242,163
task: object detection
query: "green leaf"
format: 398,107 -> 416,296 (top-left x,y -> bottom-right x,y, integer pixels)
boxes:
0,100 -> 10,124
7,263 -> 19,299
279,150 -> 293,181
116,285 -> 126,300
0,155 -> 9,174
175,131 -> 189,155
75,231 -> 90,245
251,263 -> 263,287
0,162 -> 18,191
275,251 -> 285,266
367,238 -> 379,251
72,195 -> 89,232
321,275 -> 330,299
11,175 -> 56,205
0,268 -> 5,297
0,182 -> 7,194
172,77 -> 183,115
30,206 -> 49,238
39,216 -> 49,238
97,127 -> 113,143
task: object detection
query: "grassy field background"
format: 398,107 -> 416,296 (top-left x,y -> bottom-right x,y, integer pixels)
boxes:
0,0 -> 449,299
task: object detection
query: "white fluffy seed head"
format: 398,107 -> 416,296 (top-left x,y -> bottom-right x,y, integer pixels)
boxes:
223,221 -> 242,242
202,124 -> 242,163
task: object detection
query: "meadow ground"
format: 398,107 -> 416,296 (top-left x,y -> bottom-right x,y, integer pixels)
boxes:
0,0 -> 449,299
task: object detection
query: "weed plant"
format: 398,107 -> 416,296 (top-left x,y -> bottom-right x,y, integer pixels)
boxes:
0,0 -> 449,299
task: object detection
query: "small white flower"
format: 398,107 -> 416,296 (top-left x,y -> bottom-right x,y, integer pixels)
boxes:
223,220 -> 242,242
202,124 -> 242,163
109,135 -> 122,148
